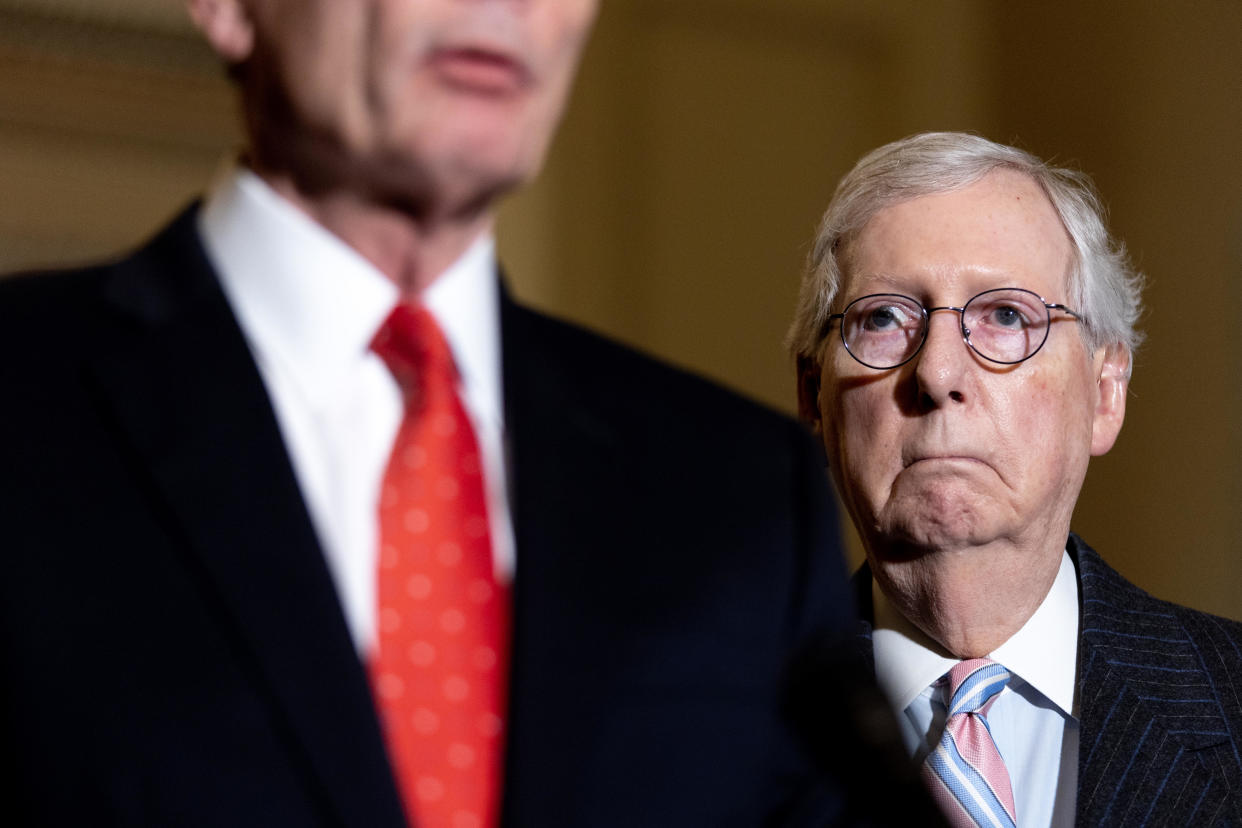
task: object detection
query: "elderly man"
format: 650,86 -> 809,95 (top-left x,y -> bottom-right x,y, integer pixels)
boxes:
789,132 -> 1242,827
0,2 -> 860,826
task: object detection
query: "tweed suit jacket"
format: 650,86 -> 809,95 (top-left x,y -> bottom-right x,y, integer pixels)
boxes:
854,534 -> 1242,826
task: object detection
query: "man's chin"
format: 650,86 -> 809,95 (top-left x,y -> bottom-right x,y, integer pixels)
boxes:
340,147 -> 531,222
415,141 -> 545,217
420,107 -> 552,183
868,511 -> 998,560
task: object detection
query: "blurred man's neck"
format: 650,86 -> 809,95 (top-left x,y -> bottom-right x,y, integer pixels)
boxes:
257,168 -> 495,298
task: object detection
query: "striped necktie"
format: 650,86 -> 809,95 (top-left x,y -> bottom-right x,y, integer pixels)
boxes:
923,658 -> 1017,828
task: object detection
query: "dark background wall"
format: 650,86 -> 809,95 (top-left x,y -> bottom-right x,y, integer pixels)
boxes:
3,0 -> 1240,617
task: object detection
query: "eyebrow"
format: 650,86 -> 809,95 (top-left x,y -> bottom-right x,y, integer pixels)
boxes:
843,273 -> 926,299
847,270 -> 1019,299
850,273 -> 911,292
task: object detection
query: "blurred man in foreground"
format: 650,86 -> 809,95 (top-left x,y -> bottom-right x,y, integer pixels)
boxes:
0,1 -> 862,825
790,132 -> 1242,826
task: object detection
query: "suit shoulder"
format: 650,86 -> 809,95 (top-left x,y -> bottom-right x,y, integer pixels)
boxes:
1140,582 -> 1242,652
1074,536 -> 1242,827
0,262 -> 110,312
506,301 -> 801,434
1166,595 -> 1242,654
0,206 -> 210,345
0,262 -> 120,365
1073,534 -> 1242,653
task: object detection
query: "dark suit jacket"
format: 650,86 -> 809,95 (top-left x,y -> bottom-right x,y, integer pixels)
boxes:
0,207 -> 858,827
853,534 -> 1242,826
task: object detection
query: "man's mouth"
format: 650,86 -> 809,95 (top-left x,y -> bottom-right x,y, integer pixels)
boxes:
904,454 -> 984,469
428,46 -> 532,95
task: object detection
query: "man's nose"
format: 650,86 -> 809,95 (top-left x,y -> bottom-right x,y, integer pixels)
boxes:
913,308 -> 969,406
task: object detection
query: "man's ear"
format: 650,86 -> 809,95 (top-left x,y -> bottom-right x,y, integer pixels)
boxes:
186,0 -> 255,63
796,355 -> 824,436
1090,343 -> 1130,456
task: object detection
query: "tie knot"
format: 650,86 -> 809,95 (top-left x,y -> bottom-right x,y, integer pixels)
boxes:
946,658 -> 1010,716
372,303 -> 457,399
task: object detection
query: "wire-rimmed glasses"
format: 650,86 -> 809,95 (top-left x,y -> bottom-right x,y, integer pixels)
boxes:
826,288 -> 1082,370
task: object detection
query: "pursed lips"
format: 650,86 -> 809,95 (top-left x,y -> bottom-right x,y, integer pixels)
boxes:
426,41 -> 533,94
902,453 -> 987,469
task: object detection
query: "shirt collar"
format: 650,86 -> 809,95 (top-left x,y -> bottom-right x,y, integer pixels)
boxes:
872,549 -> 1079,718
993,550 -> 1079,716
423,234 -> 504,432
197,165 -> 501,425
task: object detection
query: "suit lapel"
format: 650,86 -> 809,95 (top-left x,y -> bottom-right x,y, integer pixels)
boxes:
86,209 -> 406,828
856,542 -> 1240,825
496,290 -> 621,821
1072,537 -> 1237,825
850,564 -> 878,668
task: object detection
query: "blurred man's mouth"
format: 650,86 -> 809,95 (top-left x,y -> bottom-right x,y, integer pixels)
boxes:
428,46 -> 532,95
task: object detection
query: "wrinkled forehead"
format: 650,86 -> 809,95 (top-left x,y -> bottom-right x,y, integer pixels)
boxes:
838,170 -> 1074,303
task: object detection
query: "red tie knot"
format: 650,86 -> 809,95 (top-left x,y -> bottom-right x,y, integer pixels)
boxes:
372,303 -> 458,403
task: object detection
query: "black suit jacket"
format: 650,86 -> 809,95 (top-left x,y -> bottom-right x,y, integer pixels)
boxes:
0,208 -> 857,826
852,534 -> 1242,826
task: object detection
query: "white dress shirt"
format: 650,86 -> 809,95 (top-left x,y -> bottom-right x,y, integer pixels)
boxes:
196,166 -> 515,656
873,550 -> 1081,827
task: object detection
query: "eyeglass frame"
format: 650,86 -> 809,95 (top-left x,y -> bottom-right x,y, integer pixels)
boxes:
824,287 -> 1083,370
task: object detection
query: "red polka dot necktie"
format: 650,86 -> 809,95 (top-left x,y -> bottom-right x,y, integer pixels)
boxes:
370,304 -> 509,828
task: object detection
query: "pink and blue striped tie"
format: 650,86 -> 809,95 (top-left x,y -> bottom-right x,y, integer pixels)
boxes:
923,658 -> 1017,828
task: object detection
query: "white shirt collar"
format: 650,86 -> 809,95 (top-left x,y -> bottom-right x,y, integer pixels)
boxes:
423,234 -> 505,433
198,165 -> 502,427
872,549 -> 1080,718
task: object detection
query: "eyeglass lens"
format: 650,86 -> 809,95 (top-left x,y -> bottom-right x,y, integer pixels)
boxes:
840,289 -> 1052,368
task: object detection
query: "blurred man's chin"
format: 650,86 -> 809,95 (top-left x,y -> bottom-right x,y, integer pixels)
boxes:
385,125 -> 548,209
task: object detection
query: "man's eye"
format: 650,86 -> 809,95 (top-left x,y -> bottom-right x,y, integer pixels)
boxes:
863,305 -> 910,331
988,304 -> 1028,329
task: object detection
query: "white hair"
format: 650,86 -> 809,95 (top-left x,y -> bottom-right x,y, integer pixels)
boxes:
787,132 -> 1144,375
